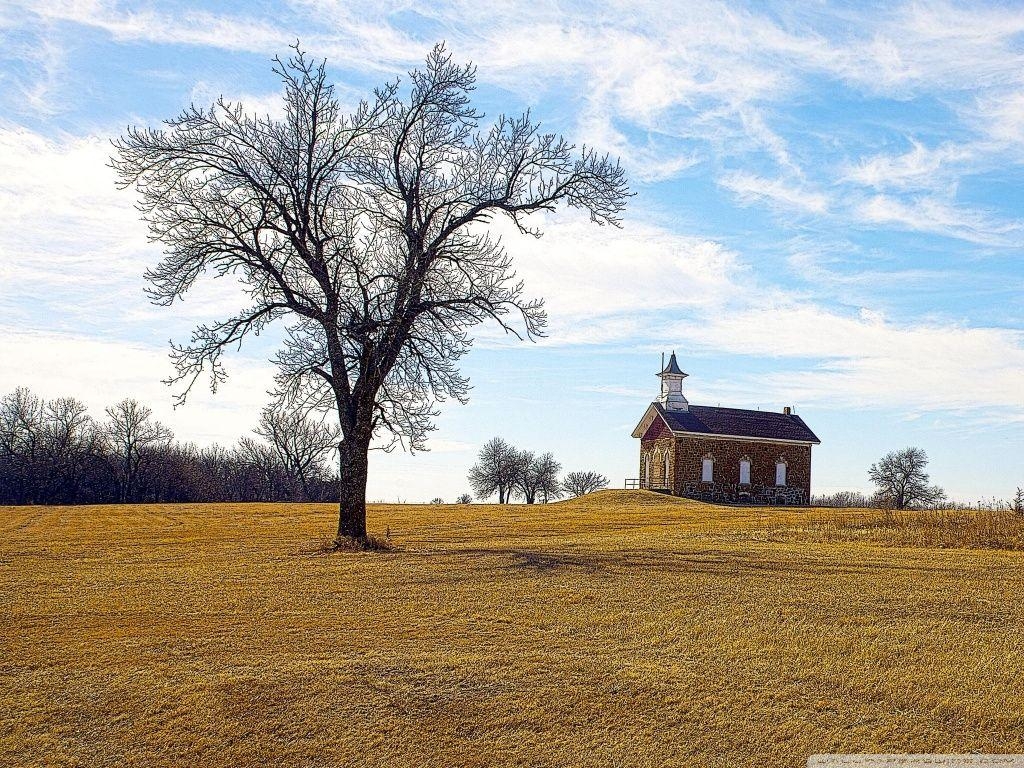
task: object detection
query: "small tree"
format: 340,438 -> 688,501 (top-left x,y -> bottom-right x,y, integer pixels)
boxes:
430,497 -> 444,505
868,447 -> 946,510
456,493 -> 473,504
468,437 -> 521,503
562,471 -> 609,498
1014,487 -> 1023,515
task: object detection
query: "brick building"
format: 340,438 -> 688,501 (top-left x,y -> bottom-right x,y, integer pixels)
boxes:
631,353 -> 820,505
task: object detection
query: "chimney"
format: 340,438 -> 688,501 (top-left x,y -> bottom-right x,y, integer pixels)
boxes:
783,406 -> 792,415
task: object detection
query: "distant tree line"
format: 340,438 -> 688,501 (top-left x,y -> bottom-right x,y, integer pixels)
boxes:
0,387 -> 338,505
465,437 -> 608,503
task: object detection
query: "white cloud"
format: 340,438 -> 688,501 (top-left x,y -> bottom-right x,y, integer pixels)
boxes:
0,123 -> 150,322
6,29 -> 67,118
814,1 -> 1024,94
24,0 -> 294,54
0,123 -> 258,332
845,140 -> 973,190
0,329 -> 276,444
479,210 -> 745,344
574,106 -> 699,183
719,171 -> 829,214
855,194 -> 1022,246
469,205 -> 1024,423
670,302 -> 1024,418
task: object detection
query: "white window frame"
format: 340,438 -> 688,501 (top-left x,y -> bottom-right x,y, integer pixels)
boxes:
739,458 -> 751,486
776,460 -> 787,487
701,456 -> 714,483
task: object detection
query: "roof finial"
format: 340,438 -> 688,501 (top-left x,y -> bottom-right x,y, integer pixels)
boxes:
659,351 -> 687,377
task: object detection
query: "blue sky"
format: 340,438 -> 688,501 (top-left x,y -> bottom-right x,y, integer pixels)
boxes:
1,0 -> 1022,502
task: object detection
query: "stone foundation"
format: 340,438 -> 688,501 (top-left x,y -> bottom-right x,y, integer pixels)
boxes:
679,481 -> 806,505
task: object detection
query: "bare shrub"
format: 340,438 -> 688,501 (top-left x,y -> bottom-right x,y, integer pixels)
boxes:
811,490 -> 871,508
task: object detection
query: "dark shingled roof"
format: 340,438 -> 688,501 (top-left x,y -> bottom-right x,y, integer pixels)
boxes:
660,352 -> 687,376
654,402 -> 820,443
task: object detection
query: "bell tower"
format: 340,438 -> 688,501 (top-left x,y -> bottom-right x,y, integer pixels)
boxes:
657,351 -> 689,412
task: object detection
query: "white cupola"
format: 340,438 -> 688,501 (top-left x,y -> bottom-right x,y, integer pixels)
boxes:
657,351 -> 689,412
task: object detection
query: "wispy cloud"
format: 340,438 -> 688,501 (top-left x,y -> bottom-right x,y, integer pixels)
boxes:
719,171 -> 830,214
23,1 -> 295,54
845,140 -> 973,191
854,194 -> 1023,246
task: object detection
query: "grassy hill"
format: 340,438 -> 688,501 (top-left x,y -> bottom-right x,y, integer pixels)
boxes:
3,491 -> 1024,766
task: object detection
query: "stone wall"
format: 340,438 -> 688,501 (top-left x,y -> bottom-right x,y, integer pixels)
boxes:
640,425 -> 813,505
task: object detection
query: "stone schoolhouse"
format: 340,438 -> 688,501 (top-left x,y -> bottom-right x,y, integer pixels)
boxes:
631,353 -> 820,505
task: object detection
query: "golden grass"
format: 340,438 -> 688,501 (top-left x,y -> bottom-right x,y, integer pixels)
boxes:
757,506 -> 1024,550
3,490 -> 1024,767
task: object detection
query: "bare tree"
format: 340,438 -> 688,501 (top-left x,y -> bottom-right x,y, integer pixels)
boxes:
0,387 -> 45,504
103,399 -> 174,503
456,493 -> 473,504
868,447 -> 946,509
236,436 -> 288,502
515,450 -> 561,504
0,386 -> 348,505
41,397 -> 99,504
535,452 -> 563,504
562,470 -> 609,498
112,44 -> 629,545
254,406 -> 339,501
468,437 -> 521,504
1013,487 -> 1022,515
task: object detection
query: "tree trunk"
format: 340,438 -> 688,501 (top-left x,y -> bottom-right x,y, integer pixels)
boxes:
335,436 -> 370,544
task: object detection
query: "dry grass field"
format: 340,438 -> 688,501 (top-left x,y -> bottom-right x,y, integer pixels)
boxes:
3,491 -> 1024,767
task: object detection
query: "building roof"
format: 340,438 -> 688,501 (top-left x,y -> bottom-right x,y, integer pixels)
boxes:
638,402 -> 820,444
659,352 -> 687,377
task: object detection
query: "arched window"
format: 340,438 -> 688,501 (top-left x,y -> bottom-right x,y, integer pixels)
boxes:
644,453 -> 651,485
739,456 -> 751,485
776,458 -> 787,487
663,452 -> 670,482
701,454 -> 714,483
